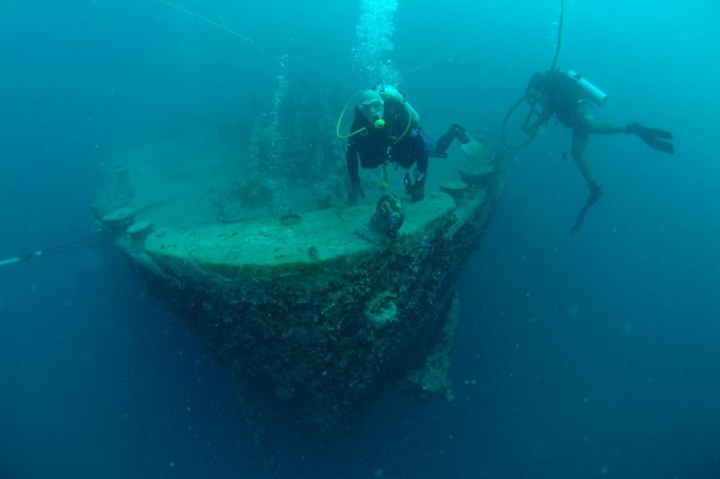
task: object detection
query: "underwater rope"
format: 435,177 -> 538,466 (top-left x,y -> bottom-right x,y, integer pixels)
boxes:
0,235 -> 109,267
405,34 -> 500,75
501,0 -> 565,150
154,0 -> 255,44
549,0 -> 565,71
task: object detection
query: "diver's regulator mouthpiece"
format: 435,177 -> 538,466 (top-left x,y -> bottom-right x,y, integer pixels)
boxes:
373,118 -> 385,129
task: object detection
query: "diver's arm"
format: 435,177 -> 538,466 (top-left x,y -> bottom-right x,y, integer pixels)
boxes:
346,140 -> 365,204
346,141 -> 360,184
346,114 -> 368,185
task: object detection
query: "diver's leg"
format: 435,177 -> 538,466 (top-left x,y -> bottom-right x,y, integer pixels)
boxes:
434,130 -> 454,154
585,117 -> 626,134
571,126 -> 599,190
576,104 -> 625,135
435,124 -> 470,154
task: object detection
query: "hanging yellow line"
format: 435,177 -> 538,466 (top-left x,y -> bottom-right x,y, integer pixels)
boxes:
155,0 -> 255,44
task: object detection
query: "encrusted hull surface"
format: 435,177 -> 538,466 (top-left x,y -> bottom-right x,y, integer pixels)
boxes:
109,161 -> 503,432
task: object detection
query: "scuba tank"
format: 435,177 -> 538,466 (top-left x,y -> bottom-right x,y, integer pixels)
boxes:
560,70 -> 608,106
376,84 -> 421,124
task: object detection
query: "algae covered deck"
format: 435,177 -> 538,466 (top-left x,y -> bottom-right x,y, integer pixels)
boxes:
143,191 -> 456,273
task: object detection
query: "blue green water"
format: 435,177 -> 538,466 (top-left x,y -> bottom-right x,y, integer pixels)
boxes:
1,1 -> 718,477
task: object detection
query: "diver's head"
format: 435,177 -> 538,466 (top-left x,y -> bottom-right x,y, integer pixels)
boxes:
526,70 -> 549,99
357,90 -> 385,128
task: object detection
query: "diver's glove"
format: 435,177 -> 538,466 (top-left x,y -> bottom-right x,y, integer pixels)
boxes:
410,180 -> 425,202
348,180 -> 365,205
625,122 -> 674,155
405,171 -> 426,202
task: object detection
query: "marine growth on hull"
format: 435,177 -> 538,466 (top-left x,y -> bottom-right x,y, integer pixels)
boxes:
92,83 -> 504,433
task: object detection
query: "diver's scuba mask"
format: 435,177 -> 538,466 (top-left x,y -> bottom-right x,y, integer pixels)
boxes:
358,90 -> 385,129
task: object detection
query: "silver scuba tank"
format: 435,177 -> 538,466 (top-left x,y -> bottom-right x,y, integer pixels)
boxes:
563,70 -> 608,106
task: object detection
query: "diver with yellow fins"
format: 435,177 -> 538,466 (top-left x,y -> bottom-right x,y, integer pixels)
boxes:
339,84 -> 482,205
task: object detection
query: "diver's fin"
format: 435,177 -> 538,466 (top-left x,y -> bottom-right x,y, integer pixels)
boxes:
648,139 -> 674,155
639,126 -> 674,154
626,123 -> 675,155
649,128 -> 673,140
460,133 -> 492,163
571,184 -> 604,233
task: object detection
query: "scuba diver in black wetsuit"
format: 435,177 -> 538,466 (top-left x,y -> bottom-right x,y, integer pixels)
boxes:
523,69 -> 675,202
344,85 -> 469,205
